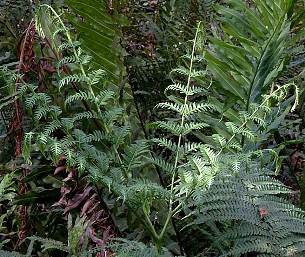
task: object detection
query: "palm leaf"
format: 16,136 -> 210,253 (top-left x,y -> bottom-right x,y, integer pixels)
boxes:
64,0 -> 128,89
194,0 -> 300,149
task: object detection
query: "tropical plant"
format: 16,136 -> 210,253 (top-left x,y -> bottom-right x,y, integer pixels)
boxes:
1,0 -> 305,256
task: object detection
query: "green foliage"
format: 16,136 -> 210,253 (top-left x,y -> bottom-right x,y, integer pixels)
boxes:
63,0 -> 128,91
0,173 -> 17,249
1,0 -> 305,256
189,165 -> 305,256
27,214 -> 100,256
0,250 -> 25,257
108,238 -> 173,257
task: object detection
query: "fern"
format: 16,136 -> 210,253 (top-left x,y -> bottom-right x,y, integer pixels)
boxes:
0,250 -> 25,257
107,238 -> 173,257
27,214 -> 95,256
189,165 -> 305,256
2,0 -> 305,256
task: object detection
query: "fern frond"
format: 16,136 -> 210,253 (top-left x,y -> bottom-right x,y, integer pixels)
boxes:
44,120 -> 62,136
65,91 -> 92,105
191,163 -> 305,256
73,110 -> 100,121
180,141 -> 203,155
151,138 -> 178,152
147,156 -> 175,175
103,108 -> 124,127
113,126 -> 131,147
0,250 -> 25,257
153,121 -> 181,136
34,105 -> 62,122
95,90 -> 115,106
154,121 -> 208,136
59,73 -> 88,89
122,140 -> 149,172
157,102 -> 215,116
88,69 -> 106,85
199,145 -> 218,164
107,238 -> 173,257
57,55 -> 77,68
36,133 -> 49,154
225,122 -> 255,140
72,129 -> 90,143
50,140 -> 63,162
165,83 -> 205,96
25,92 -> 51,110
22,132 -> 34,164
171,66 -> 191,77
123,179 -> 171,209
27,236 -> 70,253
219,239 -> 276,257
60,117 -> 74,130
58,40 -> 81,51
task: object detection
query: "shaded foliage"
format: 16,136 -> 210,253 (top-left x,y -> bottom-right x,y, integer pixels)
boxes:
0,0 -> 305,257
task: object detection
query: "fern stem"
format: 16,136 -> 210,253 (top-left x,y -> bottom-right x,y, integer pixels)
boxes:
158,22 -> 202,247
171,21 -> 201,191
42,32 -> 106,133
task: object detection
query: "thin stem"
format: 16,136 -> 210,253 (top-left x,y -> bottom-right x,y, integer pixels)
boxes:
158,22 -> 202,245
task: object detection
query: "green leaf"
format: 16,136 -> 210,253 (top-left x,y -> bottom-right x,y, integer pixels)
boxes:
64,0 -> 128,87
13,188 -> 60,205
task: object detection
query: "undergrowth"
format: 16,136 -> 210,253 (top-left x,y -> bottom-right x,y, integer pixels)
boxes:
1,0 -> 305,256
